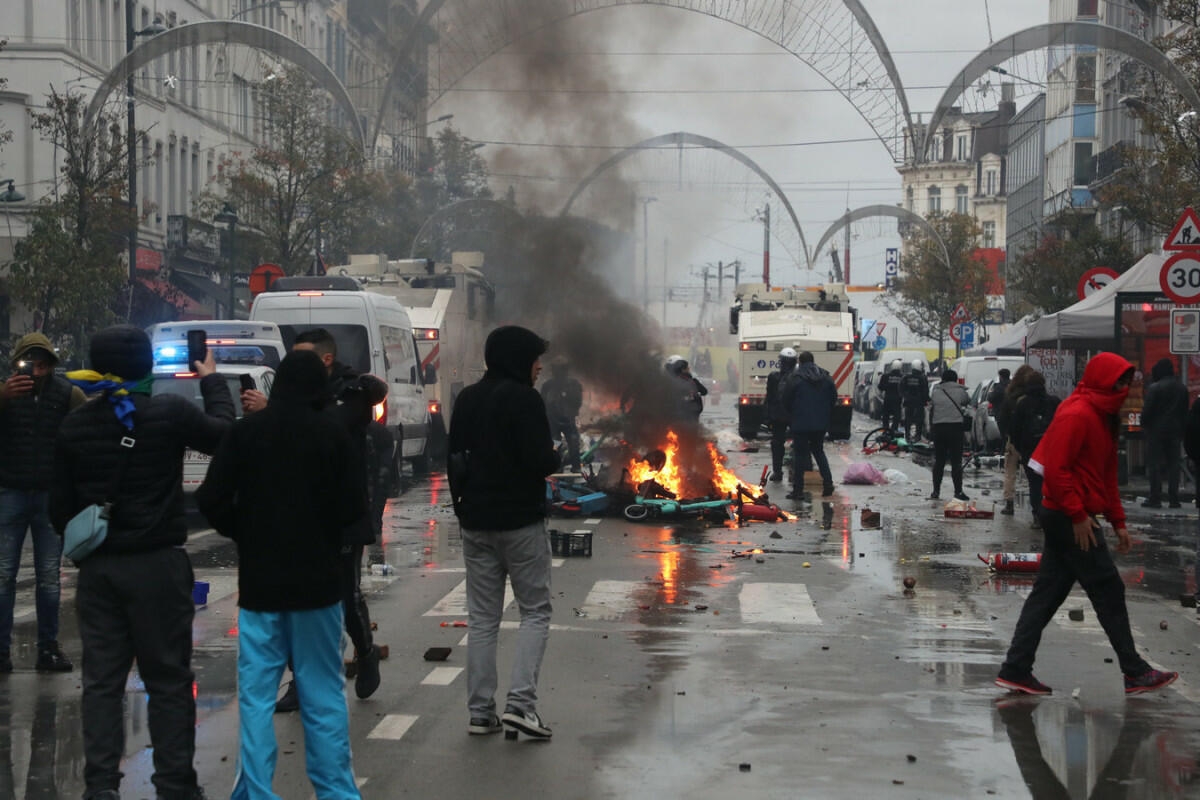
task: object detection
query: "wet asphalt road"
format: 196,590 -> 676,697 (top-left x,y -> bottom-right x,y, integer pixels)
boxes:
5,400 -> 1200,799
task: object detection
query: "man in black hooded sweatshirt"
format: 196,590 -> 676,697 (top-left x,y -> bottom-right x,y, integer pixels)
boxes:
448,325 -> 559,740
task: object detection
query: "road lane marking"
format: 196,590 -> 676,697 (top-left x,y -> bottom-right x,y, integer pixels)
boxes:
423,580 -> 512,616
420,666 -> 463,686
368,714 -> 419,740
738,583 -> 821,625
580,580 -> 643,620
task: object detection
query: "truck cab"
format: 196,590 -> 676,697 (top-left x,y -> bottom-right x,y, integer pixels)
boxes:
729,283 -> 857,441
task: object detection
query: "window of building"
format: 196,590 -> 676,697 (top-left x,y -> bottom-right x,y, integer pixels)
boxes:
956,134 -> 969,161
1074,142 -> 1095,185
982,221 -> 996,248
1075,55 -> 1096,103
955,185 -> 969,214
986,169 -> 998,196
927,186 -> 941,214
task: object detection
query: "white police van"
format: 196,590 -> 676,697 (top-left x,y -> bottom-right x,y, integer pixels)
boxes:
249,276 -> 432,474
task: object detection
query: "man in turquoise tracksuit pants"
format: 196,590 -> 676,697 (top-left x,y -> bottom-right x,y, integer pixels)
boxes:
197,350 -> 364,798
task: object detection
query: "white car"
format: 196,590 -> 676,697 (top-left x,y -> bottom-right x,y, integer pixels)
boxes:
152,365 -> 274,492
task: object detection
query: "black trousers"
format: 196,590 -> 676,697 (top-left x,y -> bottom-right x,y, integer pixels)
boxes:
76,547 -> 198,799
1000,508 -> 1149,679
341,544 -> 372,656
931,423 -> 965,495
769,419 -> 789,475
1145,429 -> 1181,503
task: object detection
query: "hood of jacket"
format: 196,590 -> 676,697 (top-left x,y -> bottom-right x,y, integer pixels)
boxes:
1063,351 -> 1134,417
1151,357 -> 1174,382
11,333 -> 58,366
483,326 -> 547,387
796,362 -> 828,383
270,350 -> 329,411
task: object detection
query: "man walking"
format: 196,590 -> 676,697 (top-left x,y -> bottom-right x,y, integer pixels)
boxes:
448,326 -> 559,739
540,359 -> 584,472
1141,358 -> 1189,508
52,325 -> 233,800
0,333 -> 86,673
783,351 -> 836,502
764,347 -> 798,483
995,352 -> 1177,696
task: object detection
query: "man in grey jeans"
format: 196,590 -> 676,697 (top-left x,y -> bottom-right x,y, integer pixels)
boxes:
447,326 -> 560,739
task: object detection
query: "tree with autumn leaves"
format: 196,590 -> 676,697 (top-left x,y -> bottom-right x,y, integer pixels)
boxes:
882,213 -> 993,360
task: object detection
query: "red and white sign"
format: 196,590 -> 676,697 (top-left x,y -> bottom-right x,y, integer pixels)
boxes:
1160,252 -> 1200,304
1164,207 -> 1200,251
1076,266 -> 1119,300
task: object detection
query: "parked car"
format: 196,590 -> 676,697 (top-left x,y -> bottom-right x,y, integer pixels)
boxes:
969,377 -> 1003,453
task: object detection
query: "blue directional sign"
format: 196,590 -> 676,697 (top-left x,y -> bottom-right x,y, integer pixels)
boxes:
873,336 -> 888,350
959,321 -> 975,349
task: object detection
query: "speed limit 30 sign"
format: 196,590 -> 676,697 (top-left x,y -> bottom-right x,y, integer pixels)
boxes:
1160,253 -> 1200,304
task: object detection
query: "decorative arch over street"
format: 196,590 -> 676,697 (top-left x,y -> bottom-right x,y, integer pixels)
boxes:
920,21 -> 1200,162
82,21 -> 366,151
373,0 -> 913,162
559,131 -> 811,269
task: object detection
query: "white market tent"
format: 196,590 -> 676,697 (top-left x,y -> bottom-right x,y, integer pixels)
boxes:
1025,252 -> 1168,348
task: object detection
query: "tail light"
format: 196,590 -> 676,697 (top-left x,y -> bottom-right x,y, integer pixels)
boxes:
428,400 -> 441,416
373,400 -> 387,422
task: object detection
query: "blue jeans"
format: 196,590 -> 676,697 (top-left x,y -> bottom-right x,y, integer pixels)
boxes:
0,488 -> 62,653
232,603 -> 360,800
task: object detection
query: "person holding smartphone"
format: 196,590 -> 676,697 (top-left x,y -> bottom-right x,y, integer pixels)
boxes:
0,333 -> 87,674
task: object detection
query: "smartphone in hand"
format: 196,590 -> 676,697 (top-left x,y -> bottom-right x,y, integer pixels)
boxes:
186,330 -> 208,370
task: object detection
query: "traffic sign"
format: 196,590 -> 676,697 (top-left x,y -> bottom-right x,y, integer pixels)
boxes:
1076,266 -> 1119,300
951,303 -> 969,322
873,336 -> 888,350
1160,253 -> 1200,304
1170,308 -> 1200,354
1164,207 -> 1200,251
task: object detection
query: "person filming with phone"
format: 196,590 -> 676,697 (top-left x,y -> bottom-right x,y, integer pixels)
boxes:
0,334 -> 87,674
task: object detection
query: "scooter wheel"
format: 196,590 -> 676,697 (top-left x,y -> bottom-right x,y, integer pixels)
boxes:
623,504 -> 650,522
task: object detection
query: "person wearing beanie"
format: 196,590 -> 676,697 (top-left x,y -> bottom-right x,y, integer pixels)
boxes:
50,324 -> 234,800
0,333 -> 87,675
448,325 -> 559,739
196,350 -> 364,798
1141,357 -> 1189,508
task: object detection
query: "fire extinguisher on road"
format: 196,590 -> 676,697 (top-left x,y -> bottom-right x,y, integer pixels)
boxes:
978,552 -> 1042,573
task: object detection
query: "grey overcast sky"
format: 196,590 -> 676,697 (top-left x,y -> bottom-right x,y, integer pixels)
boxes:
438,0 -> 1049,290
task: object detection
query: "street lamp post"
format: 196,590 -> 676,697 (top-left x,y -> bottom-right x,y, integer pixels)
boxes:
641,196 -> 657,312
215,203 -> 238,318
124,6 -> 166,288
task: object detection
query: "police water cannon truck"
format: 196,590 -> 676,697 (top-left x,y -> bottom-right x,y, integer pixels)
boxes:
729,283 -> 858,441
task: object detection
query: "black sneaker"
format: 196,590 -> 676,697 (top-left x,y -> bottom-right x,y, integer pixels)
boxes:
1124,668 -> 1178,695
274,680 -> 299,713
994,673 -> 1052,695
35,642 -> 73,673
354,644 -> 381,699
468,713 -> 503,735
502,707 -> 552,739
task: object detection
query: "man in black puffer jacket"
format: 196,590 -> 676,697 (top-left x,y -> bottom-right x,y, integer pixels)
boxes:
448,325 -> 559,740
50,325 -> 233,800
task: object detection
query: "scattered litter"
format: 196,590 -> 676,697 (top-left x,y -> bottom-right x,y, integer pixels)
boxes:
844,462 -> 887,485
882,469 -> 909,484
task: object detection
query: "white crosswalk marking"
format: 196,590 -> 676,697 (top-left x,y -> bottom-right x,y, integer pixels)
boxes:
420,666 -> 463,686
738,583 -> 822,625
579,580 -> 643,621
423,580 -> 513,616
367,714 -> 419,740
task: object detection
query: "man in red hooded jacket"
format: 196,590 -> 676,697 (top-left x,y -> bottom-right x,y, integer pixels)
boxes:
995,352 -> 1178,696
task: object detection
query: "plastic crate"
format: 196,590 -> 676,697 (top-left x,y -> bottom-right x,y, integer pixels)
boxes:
549,529 -> 593,557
